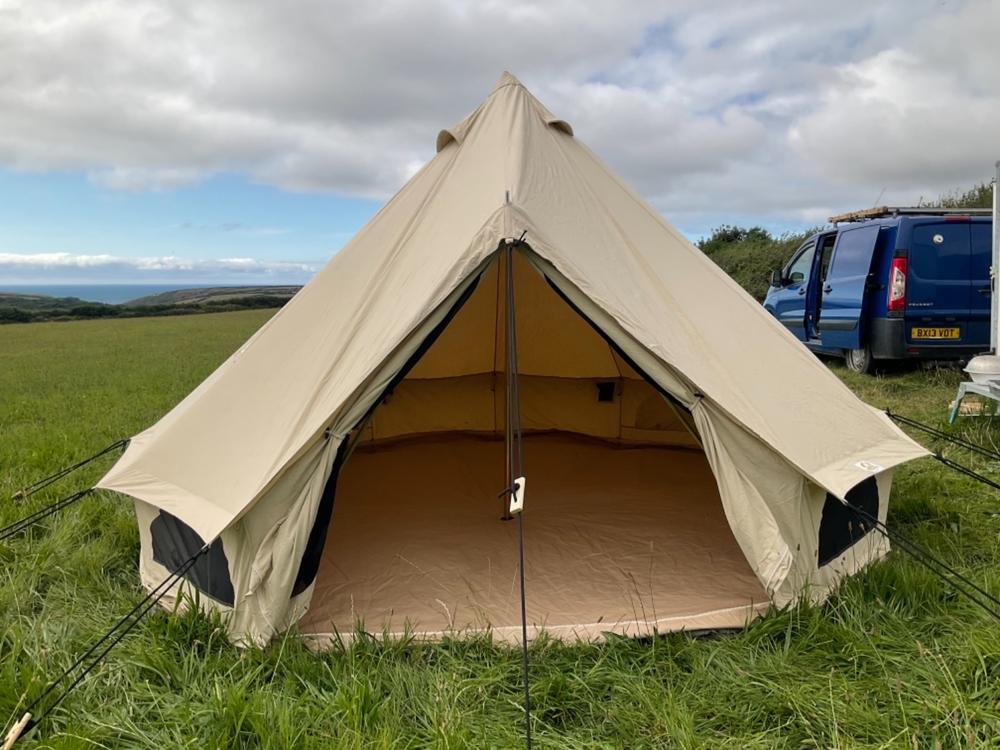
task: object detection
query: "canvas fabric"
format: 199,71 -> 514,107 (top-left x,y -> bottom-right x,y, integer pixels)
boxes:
99,73 -> 926,644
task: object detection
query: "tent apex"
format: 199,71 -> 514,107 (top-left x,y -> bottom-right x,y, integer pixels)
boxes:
494,70 -> 523,90
437,70 -> 573,152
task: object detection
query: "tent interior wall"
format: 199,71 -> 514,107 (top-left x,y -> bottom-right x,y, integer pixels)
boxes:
298,249 -> 769,641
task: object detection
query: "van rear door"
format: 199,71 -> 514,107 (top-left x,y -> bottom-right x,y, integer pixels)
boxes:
816,224 -> 881,350
905,221 -> 971,345
969,221 -> 992,345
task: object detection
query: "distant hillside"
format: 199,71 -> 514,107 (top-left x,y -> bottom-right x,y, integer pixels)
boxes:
0,292 -> 88,311
0,286 -> 299,324
127,285 -> 301,306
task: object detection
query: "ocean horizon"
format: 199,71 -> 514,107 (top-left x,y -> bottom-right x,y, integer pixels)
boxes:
0,283 -> 249,304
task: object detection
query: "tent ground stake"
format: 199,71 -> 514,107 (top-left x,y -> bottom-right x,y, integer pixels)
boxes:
2,713 -> 31,750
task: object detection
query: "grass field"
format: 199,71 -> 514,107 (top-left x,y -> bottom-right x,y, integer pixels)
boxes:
3,311 -> 1000,748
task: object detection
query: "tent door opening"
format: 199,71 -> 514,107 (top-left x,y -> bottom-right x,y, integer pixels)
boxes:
296,246 -> 769,642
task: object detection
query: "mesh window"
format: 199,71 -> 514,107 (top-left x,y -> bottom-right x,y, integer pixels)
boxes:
818,477 -> 879,567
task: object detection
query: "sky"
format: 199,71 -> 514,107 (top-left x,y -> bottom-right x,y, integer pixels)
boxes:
1,0 -> 998,285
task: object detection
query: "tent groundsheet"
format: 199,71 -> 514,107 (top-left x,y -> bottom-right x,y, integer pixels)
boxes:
300,433 -> 769,642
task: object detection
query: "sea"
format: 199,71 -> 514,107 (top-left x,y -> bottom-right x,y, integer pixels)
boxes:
0,284 -> 219,304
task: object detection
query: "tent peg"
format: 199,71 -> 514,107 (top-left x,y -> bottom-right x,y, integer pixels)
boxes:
2,713 -> 33,750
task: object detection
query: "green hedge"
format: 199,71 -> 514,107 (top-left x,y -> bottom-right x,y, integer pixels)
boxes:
697,225 -> 815,301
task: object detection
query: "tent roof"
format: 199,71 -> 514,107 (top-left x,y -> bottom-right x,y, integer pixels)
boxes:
99,72 -> 927,542
436,72 -> 573,153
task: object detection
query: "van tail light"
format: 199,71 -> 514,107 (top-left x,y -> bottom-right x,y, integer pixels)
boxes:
888,257 -> 907,312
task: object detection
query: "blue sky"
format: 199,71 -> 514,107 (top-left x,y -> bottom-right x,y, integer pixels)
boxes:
1,0 -> 996,286
0,170 -> 378,284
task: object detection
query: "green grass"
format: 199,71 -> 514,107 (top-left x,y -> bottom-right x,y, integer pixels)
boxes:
3,313 -> 1000,747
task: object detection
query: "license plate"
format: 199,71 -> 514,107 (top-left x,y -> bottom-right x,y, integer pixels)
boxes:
911,326 -> 960,340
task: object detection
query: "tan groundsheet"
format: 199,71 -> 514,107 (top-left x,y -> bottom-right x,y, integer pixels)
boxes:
299,433 -> 769,642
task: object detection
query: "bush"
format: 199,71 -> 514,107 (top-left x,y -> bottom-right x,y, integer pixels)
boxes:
0,306 -> 33,323
69,304 -> 121,318
919,182 -> 992,209
697,225 -> 815,301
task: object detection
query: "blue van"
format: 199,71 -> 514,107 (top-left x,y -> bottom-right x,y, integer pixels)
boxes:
764,209 -> 992,373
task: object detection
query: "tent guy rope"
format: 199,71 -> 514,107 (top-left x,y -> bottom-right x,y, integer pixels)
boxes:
1,439 -> 128,543
885,410 -> 1000,462
2,545 -> 209,748
839,497 -> 1000,623
933,454 -> 1000,492
8,439 -> 128,503
0,488 -> 94,543
885,408 -> 1000,492
862,409 -> 1000,620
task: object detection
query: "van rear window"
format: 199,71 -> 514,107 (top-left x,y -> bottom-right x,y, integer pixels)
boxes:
830,225 -> 879,279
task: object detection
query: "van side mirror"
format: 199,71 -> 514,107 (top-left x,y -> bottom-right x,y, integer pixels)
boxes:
769,269 -> 783,287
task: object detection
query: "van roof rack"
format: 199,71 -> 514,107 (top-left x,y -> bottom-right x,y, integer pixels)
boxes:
829,206 -> 992,223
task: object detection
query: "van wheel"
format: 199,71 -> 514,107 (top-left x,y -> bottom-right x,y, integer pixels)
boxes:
845,345 -> 873,374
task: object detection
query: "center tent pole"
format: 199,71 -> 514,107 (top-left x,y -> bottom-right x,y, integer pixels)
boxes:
501,237 -> 531,749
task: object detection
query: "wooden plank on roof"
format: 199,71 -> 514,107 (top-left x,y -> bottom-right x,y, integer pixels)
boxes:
829,206 -> 992,223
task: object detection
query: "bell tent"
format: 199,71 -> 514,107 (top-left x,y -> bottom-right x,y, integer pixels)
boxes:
97,73 -> 927,646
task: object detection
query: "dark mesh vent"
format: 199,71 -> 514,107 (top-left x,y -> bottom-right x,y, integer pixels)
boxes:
151,511 -> 235,606
818,477 -> 879,567
596,381 -> 616,403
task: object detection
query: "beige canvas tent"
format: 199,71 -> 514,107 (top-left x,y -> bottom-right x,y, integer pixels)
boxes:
97,73 -> 927,646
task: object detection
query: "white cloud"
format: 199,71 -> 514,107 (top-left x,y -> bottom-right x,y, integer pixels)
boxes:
89,166 -> 207,192
0,0 -> 671,200
173,222 -> 292,237
0,252 -> 321,283
0,0 -> 997,237
790,36 -> 1000,192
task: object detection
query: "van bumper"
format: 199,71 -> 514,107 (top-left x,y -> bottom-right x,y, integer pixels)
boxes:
870,318 -> 906,359
870,317 -> 982,360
